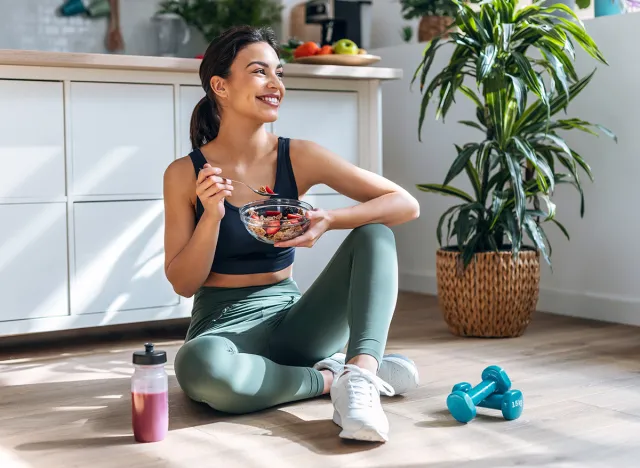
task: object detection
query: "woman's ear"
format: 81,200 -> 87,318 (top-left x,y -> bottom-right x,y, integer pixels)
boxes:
210,76 -> 227,99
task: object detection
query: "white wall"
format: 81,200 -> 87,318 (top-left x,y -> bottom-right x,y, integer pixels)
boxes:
0,0 -> 206,57
372,13 -> 640,326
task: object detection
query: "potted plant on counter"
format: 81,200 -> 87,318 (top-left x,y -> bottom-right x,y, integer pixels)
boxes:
157,0 -> 282,43
413,0 -> 616,337
399,0 -> 458,43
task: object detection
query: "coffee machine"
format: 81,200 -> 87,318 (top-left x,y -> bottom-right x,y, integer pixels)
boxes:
305,0 -> 372,49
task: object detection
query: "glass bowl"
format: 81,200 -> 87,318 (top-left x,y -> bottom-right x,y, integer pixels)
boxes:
239,198 -> 314,244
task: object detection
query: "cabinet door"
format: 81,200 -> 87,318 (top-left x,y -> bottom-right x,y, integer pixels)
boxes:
0,203 -> 69,321
0,80 -> 65,199
72,200 -> 178,315
179,85 -> 205,157
292,193 -> 358,293
273,90 -> 359,195
69,82 -> 175,197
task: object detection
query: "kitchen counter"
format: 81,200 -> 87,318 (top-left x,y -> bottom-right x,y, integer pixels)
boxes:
0,49 -> 402,80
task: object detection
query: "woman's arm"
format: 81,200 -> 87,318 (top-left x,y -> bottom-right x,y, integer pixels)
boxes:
292,139 -> 420,229
163,160 -> 226,297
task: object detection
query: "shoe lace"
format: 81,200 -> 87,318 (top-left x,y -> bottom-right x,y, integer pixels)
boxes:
339,364 -> 395,408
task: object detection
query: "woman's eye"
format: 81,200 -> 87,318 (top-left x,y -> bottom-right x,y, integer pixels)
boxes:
254,68 -> 265,75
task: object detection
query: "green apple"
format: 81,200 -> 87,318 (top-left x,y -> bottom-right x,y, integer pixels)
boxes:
333,39 -> 359,55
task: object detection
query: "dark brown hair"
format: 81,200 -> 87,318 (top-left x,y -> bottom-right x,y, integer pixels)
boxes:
189,25 -> 280,150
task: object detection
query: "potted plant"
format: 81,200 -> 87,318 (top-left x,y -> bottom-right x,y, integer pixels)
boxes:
399,0 -> 458,42
413,0 -> 616,338
157,0 -> 283,43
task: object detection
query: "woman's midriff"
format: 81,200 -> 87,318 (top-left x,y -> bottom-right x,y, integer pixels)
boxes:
201,265 -> 294,288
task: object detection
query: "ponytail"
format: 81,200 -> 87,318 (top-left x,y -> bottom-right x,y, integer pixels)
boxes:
189,25 -> 279,150
189,96 -> 220,150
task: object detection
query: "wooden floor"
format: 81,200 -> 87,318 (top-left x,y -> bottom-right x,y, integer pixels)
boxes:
1,292 -> 640,468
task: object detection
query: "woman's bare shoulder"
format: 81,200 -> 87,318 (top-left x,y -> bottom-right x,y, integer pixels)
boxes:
164,155 -> 197,203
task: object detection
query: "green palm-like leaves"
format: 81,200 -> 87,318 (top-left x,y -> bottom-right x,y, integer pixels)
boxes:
414,0 -> 616,268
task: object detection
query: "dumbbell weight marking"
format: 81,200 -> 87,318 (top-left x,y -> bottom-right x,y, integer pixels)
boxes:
446,365 -> 512,424
451,382 -> 523,421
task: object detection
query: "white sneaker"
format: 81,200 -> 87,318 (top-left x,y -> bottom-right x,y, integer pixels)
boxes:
314,352 -> 420,395
330,364 -> 395,442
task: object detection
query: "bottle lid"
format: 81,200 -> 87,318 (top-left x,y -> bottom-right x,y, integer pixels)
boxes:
133,343 -> 167,365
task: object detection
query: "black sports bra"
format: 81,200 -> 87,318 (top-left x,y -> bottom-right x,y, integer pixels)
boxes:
188,137 -> 298,275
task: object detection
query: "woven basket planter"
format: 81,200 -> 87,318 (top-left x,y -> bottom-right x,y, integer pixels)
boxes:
435,247 -> 541,338
418,15 -> 455,42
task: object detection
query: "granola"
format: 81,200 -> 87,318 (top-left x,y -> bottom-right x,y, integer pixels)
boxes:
246,206 -> 308,242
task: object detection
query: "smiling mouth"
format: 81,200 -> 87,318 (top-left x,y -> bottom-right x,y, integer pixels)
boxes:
257,96 -> 280,107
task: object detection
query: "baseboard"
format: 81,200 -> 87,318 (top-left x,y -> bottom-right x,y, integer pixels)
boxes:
399,271 -> 640,328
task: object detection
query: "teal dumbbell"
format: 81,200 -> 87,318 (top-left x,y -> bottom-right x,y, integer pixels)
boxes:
446,365 -> 512,423
452,382 -> 524,421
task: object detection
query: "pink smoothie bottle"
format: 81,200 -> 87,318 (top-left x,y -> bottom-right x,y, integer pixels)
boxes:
131,343 -> 168,443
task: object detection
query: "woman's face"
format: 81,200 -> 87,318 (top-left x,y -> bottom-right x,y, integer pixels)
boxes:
211,42 -> 285,123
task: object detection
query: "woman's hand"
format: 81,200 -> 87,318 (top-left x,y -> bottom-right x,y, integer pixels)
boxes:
274,209 -> 333,248
196,163 -> 233,221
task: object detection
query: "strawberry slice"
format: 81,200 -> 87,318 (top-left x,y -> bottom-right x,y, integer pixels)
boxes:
265,220 -> 280,235
265,210 -> 281,216
264,185 -> 275,194
286,213 -> 302,220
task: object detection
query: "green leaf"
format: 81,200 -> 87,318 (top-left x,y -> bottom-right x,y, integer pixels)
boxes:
456,206 -> 474,251
571,149 -> 594,182
437,204 -> 464,246
477,43 -> 498,81
444,144 -> 480,186
512,52 -> 546,105
459,85 -> 484,109
516,70 -> 597,133
459,120 -> 486,132
499,23 -> 514,52
416,184 -> 475,202
555,17 -> 607,64
534,132 -> 572,158
502,209 -> 522,257
556,156 -> 585,217
461,233 -> 482,267
411,37 -> 442,89
489,189 -> 508,229
551,219 -> 570,240
506,73 -> 527,116
539,193 -> 556,220
504,152 -> 525,225
596,124 -> 618,143
465,159 -> 482,202
511,136 -> 554,192
524,215 -> 551,265
539,45 -> 570,106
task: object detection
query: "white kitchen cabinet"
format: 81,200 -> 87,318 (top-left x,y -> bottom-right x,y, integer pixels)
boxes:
273,89 -> 359,195
293,193 -> 358,293
0,202 -> 69,321
72,200 -> 178,315
179,85 -> 205,157
0,80 -> 66,200
69,82 -> 175,197
0,51 -> 398,337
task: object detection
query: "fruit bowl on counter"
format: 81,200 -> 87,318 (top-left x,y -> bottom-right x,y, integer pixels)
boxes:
289,39 -> 381,66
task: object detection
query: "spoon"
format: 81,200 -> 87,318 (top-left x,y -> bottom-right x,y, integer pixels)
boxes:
224,178 -> 279,197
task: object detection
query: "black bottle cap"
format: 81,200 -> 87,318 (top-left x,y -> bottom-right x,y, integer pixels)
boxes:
133,343 -> 167,365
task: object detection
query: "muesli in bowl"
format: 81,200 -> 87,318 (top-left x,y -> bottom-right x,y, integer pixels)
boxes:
239,198 -> 313,244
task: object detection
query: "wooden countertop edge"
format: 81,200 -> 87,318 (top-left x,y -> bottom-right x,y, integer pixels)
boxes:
0,49 -> 403,80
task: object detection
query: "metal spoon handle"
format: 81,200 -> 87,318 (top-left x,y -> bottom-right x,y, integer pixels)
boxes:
225,178 -> 278,197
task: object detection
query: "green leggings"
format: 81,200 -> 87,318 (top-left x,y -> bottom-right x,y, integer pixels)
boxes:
174,223 -> 398,414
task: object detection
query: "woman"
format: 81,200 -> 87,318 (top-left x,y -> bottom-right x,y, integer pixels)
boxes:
163,25 -> 421,443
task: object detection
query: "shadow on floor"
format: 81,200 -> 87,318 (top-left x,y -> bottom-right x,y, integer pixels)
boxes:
5,375 -> 380,457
